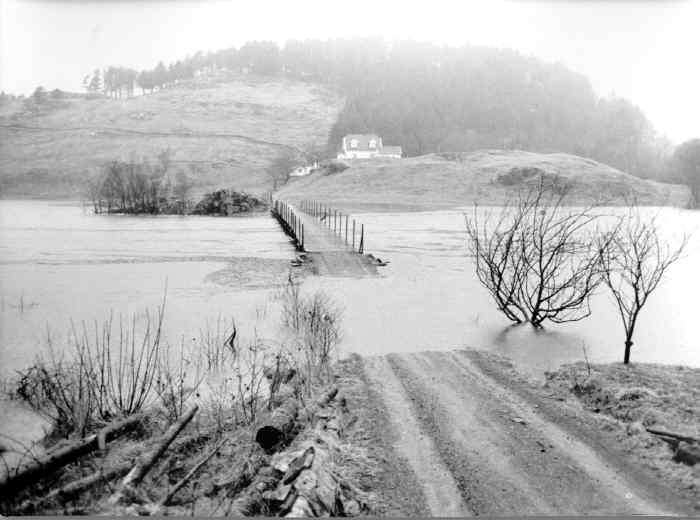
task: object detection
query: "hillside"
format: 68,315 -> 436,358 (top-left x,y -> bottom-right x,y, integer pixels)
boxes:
277,150 -> 691,211
0,74 -> 343,198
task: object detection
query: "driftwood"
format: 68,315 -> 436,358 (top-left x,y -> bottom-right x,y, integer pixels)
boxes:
0,414 -> 143,495
109,405 -> 198,504
645,427 -> 699,444
211,447 -> 268,497
152,437 -> 228,511
645,428 -> 699,466
256,398 -> 299,451
15,461 -> 133,514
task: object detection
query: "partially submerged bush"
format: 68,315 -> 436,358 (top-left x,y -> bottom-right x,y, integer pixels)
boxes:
12,303 -> 165,438
279,274 -> 343,394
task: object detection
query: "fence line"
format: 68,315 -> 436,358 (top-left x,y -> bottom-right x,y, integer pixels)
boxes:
271,199 -> 305,252
298,199 -> 365,255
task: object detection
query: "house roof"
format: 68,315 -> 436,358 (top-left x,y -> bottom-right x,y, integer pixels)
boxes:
343,134 -> 380,151
379,146 -> 402,156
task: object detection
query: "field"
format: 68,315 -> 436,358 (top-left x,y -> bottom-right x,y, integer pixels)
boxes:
0,73 -> 343,198
278,150 -> 691,210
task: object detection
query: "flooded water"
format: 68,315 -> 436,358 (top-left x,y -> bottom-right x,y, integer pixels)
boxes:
327,207 -> 700,375
1,199 -> 699,380
0,200 -> 296,377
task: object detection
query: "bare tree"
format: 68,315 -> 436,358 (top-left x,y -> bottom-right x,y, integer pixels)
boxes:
599,210 -> 688,364
465,180 -> 606,328
267,150 -> 300,190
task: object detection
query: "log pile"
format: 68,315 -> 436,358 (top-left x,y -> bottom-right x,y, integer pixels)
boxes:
2,384 -> 369,517
255,390 -> 368,517
0,414 -> 144,496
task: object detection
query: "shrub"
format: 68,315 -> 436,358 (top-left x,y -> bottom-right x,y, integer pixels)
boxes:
13,302 -> 165,438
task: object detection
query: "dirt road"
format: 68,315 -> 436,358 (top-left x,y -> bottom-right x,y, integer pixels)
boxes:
345,350 -> 692,516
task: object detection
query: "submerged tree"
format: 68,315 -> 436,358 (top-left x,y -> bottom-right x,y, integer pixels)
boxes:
599,210 -> 688,364
465,180 -> 607,328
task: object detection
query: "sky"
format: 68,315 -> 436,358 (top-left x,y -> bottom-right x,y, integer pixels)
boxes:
1,0 -> 698,143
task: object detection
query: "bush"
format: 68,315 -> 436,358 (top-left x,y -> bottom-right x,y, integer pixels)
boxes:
13,303 -> 165,438
279,274 -> 342,394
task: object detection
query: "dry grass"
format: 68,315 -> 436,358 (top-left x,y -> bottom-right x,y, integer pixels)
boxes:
278,150 -> 690,210
545,362 -> 700,502
0,75 -> 343,198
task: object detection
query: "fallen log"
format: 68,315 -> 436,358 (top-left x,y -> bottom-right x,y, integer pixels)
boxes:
0,414 -> 143,495
256,398 -> 299,451
646,427 -> 699,444
109,405 -> 198,504
152,437 -> 228,512
15,461 -> 133,514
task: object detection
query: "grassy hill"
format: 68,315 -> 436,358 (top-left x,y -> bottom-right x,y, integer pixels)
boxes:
0,74 -> 343,198
277,150 -> 691,211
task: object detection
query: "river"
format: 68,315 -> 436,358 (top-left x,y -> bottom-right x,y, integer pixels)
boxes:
1,199 -> 699,379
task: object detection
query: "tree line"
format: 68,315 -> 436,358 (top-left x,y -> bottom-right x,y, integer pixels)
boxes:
80,38 -> 699,201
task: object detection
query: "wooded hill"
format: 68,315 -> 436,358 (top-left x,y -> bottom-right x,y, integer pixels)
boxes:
1,38 -> 695,199
84,39 -> 676,183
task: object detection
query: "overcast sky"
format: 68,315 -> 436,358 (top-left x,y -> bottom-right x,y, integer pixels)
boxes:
1,0 -> 698,143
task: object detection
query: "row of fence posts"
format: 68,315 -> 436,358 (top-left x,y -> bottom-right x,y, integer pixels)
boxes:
272,199 -> 304,251
298,199 -> 364,255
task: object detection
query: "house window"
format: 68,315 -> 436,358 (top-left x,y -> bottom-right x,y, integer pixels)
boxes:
350,139 -> 359,149
369,139 -> 377,149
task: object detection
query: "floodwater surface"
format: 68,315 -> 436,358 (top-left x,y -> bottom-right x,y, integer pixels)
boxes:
2,200 -> 699,379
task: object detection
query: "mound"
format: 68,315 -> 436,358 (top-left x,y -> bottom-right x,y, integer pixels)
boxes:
0,75 -> 342,198
277,150 -> 690,211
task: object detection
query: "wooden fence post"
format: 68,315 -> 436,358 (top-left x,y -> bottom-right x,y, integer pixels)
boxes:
352,220 -> 356,250
345,214 -> 348,244
359,224 -> 364,254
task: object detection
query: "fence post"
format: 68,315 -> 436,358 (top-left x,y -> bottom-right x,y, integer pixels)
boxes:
345,214 -> 348,244
352,220 -> 356,251
359,224 -> 364,254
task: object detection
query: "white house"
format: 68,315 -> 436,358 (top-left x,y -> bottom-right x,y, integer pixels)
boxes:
289,161 -> 319,177
337,134 -> 402,160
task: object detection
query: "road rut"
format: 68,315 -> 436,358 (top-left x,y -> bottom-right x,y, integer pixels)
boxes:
361,350 -> 683,516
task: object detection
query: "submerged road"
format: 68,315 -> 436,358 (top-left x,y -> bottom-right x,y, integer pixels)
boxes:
289,204 -> 378,277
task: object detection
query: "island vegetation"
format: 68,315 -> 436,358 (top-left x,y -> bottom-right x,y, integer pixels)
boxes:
86,150 -> 267,216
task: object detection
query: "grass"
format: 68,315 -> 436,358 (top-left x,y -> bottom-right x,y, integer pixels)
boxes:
545,362 -> 699,504
277,150 -> 691,211
0,73 -> 343,198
